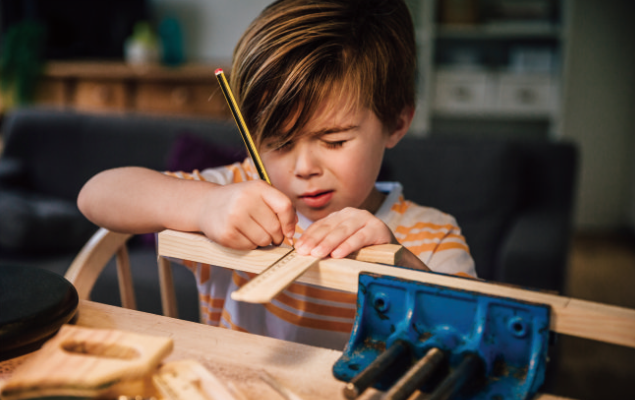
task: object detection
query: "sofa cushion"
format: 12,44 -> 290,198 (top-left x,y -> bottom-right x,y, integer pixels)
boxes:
0,190 -> 97,254
1,109 -> 243,202
380,137 -> 520,279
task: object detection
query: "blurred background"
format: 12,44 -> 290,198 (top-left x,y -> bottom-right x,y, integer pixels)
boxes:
1,0 -> 633,235
0,1 -> 633,399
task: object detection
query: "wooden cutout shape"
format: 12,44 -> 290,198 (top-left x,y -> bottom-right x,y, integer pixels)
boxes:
1,325 -> 172,400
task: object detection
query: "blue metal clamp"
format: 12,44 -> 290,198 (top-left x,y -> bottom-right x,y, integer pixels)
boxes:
333,272 -> 551,399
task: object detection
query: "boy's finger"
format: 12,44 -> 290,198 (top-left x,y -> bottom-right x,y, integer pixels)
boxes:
330,232 -> 367,259
310,225 -> 364,258
216,227 -> 260,250
261,188 -> 297,243
298,213 -> 356,246
240,216 -> 276,248
248,200 -> 285,245
297,221 -> 356,257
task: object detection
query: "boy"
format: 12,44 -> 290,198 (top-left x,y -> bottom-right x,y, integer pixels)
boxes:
78,0 -> 475,349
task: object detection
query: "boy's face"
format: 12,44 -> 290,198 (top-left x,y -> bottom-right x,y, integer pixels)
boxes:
260,97 -> 408,222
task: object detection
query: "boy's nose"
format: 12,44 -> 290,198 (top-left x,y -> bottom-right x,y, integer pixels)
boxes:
293,144 -> 321,179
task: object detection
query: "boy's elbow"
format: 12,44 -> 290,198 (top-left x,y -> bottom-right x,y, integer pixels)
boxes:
77,182 -> 92,218
77,174 -> 102,220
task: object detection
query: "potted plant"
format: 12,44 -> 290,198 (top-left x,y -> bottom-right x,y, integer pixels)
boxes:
0,21 -> 45,111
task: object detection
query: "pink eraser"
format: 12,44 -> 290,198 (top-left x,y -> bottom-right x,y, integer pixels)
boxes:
215,68 -> 224,75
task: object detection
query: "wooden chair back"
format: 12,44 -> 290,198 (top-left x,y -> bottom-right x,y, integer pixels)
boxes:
64,228 -> 179,318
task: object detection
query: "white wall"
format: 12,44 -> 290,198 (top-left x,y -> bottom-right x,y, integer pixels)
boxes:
150,0 -> 271,63
561,0 -> 635,231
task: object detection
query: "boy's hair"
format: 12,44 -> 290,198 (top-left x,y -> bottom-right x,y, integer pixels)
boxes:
230,0 -> 416,148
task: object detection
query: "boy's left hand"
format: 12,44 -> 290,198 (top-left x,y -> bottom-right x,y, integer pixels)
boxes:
294,207 -> 396,259
295,207 -> 430,271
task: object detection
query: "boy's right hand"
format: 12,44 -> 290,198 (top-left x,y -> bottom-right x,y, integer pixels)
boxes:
196,180 -> 297,250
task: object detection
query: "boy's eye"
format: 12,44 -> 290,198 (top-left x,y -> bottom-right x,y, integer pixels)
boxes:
323,140 -> 346,149
274,141 -> 294,152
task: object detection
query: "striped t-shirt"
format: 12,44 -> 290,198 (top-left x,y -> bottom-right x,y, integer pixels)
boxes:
166,158 -> 476,350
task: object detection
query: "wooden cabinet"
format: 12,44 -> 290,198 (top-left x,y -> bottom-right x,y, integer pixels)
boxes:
31,61 -> 232,120
74,80 -> 129,112
134,82 -> 227,116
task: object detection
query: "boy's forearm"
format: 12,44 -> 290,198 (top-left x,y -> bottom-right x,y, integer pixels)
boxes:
78,167 -> 214,234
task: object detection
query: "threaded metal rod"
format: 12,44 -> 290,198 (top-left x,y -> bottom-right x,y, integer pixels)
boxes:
343,341 -> 410,399
424,353 -> 483,400
382,347 -> 445,400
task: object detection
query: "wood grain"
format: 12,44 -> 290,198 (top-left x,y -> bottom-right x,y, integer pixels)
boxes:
0,324 -> 172,400
65,301 -> 572,400
230,250 -> 319,303
160,230 -> 403,304
348,243 -> 404,265
157,230 -> 635,349
155,360 -> 239,400
115,244 -> 136,310
73,301 -> 365,400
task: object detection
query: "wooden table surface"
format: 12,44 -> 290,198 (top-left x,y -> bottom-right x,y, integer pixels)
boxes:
0,301 -> 573,400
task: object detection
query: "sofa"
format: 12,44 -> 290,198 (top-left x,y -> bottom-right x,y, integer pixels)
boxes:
0,107 -> 578,322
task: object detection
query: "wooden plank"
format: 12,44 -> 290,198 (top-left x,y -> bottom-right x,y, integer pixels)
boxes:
158,230 -> 403,267
160,230 -> 402,304
157,230 -> 635,349
159,230 -> 292,270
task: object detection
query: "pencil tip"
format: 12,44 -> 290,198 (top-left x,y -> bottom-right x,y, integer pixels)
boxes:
215,68 -> 224,75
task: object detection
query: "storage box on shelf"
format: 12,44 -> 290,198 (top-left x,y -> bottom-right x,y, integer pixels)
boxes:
433,70 -> 555,117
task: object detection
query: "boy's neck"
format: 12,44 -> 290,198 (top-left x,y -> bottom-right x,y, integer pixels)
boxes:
360,187 -> 387,215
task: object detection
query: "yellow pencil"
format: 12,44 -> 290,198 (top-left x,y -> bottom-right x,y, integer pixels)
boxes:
215,68 -> 271,185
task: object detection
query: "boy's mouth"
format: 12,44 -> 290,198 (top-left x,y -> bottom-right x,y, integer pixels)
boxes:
299,190 -> 334,209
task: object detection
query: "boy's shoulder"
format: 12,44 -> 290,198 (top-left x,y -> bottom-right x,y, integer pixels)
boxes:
191,158 -> 258,184
386,194 -> 461,232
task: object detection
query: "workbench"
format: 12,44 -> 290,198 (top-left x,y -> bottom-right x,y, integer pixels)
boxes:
0,301 -> 574,400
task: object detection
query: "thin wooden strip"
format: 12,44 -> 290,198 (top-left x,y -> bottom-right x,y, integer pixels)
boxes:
115,244 -> 137,310
158,257 -> 178,318
157,230 -> 635,349
231,250 -> 319,303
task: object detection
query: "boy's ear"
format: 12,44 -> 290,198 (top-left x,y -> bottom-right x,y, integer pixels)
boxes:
385,107 -> 415,149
